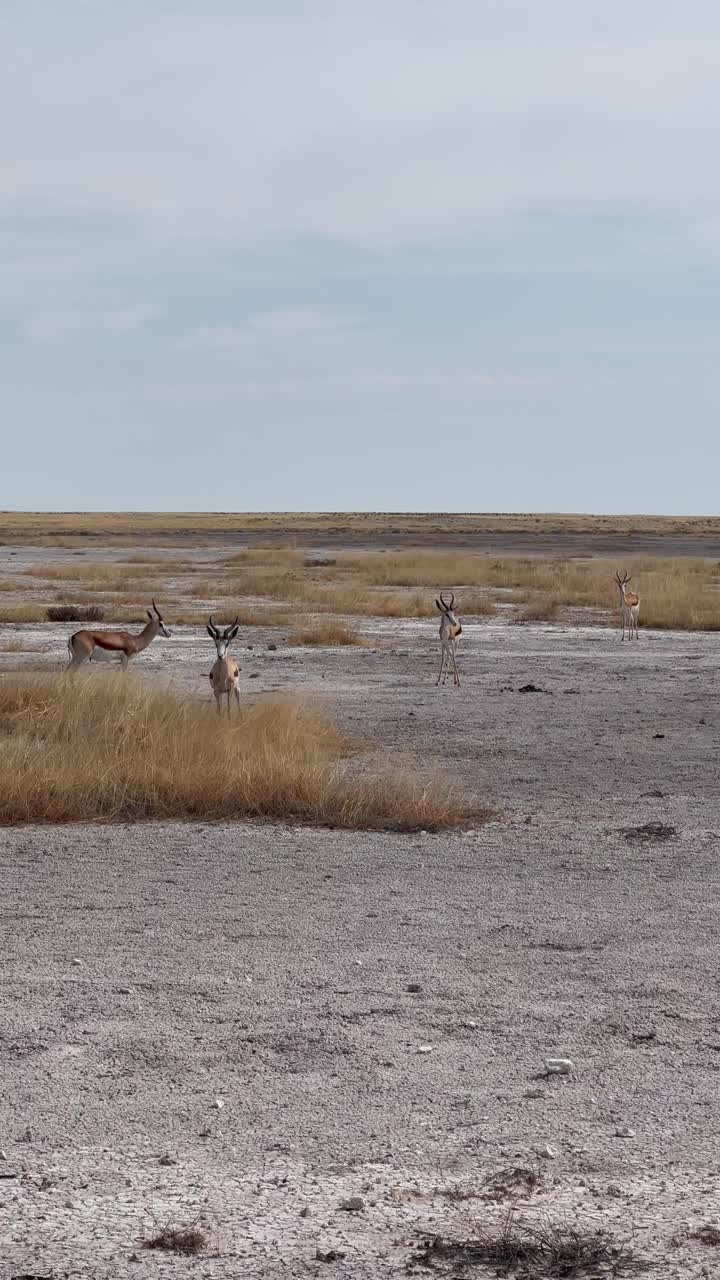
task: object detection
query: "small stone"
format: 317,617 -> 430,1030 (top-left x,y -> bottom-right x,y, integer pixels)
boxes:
406,982 -> 422,993
299,1205 -> 311,1217
158,1153 -> 177,1166
615,1126 -> 635,1138
544,1057 -> 574,1075
524,1087 -> 545,1100
417,1044 -> 433,1054
117,986 -> 132,995
0,1149 -> 7,1160
339,1196 -> 364,1212
267,642 -> 277,651
249,672 -> 260,679
463,1019 -> 478,1029
72,957 -> 82,966
536,1144 -> 558,1159
213,1098 -> 225,1110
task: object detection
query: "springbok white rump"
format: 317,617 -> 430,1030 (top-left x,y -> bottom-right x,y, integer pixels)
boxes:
66,600 -> 171,671
206,615 -> 241,713
615,571 -> 640,641
435,591 -> 462,687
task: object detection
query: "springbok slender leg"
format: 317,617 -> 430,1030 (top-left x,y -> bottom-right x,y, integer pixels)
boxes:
451,639 -> 460,686
436,646 -> 447,686
233,685 -> 241,711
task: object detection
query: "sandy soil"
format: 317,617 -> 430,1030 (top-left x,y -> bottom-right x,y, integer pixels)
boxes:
2,617 -> 720,1277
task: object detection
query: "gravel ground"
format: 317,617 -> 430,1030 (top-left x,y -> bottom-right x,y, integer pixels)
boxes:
2,617 -> 720,1278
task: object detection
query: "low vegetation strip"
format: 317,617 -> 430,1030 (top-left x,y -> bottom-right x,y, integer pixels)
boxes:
0,673 -> 481,830
286,621 -> 366,646
2,546 -> 719,629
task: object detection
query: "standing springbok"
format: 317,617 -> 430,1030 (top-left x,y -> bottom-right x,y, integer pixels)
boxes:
66,600 -> 171,670
615,571 -> 640,641
435,591 -> 462,687
207,615 -> 241,714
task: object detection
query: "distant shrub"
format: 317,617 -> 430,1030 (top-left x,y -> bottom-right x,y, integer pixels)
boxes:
46,604 -> 105,623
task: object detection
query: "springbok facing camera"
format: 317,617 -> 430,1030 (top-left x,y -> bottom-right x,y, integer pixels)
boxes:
207,615 -> 241,714
66,600 -> 171,671
435,591 -> 462,687
615,571 -> 640,641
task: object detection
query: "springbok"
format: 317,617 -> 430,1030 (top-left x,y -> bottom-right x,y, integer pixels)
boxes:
615,571 -> 640,641
207,615 -> 241,714
435,591 -> 462,686
66,600 -> 171,670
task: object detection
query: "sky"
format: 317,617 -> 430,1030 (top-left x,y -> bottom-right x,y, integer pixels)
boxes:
1,0 -> 719,513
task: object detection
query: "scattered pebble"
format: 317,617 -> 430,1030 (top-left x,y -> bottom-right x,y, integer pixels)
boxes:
299,1205 -> 311,1217
463,1019 -> 478,1029
339,1196 -> 365,1212
212,1098 -> 225,1110
545,1057 -> 574,1075
158,1153 -> 177,1166
417,1044 -> 434,1054
72,957 -> 82,966
536,1144 -> 558,1159
615,1126 -> 635,1138
0,1149 -> 7,1161
316,1249 -> 346,1263
117,986 -> 132,995
406,982 -> 422,993
524,1087 -> 545,1100
267,642 -> 277,651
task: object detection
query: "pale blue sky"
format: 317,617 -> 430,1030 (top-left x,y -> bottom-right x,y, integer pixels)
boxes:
1,1 -> 719,512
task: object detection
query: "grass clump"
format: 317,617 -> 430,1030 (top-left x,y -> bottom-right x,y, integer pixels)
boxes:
144,1224 -> 207,1255
414,1210 -> 645,1276
287,621 -> 366,647
46,604 -> 105,623
0,673 -> 479,830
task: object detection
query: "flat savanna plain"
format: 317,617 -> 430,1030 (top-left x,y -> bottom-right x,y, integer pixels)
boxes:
2,514 -> 720,1278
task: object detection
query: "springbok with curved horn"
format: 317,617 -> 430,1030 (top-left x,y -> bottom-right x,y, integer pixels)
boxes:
207,615 -> 241,714
615,571 -> 640,641
66,600 -> 171,671
435,591 -> 462,686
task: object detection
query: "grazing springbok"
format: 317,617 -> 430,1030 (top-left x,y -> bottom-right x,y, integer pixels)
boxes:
66,600 -> 171,671
615,571 -> 640,641
207,615 -> 241,714
435,591 -> 462,687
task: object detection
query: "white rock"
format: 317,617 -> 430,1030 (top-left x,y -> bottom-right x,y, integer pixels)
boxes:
615,1126 -> 635,1138
463,1019 -> 478,1029
0,1149 -> 6,1161
213,1098 -> 225,1110
417,1045 -> 434,1054
536,1144 -> 558,1159
545,1057 -> 574,1075
72,958 -> 82,966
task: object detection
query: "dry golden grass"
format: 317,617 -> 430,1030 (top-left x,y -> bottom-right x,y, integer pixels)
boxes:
2,543 -> 719,630
517,594 -> 562,622
3,510 -> 720,544
0,673 -> 479,830
0,602 -> 50,623
287,621 -> 366,647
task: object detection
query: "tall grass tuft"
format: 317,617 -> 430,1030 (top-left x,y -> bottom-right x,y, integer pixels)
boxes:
0,673 -> 480,830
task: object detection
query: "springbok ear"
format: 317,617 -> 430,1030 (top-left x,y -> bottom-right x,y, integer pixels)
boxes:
206,624 -> 216,640
229,626 -> 239,640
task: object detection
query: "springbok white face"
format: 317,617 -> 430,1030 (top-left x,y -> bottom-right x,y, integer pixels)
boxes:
147,600 -> 171,638
206,616 -> 239,657
614,571 -> 631,598
435,591 -> 460,631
